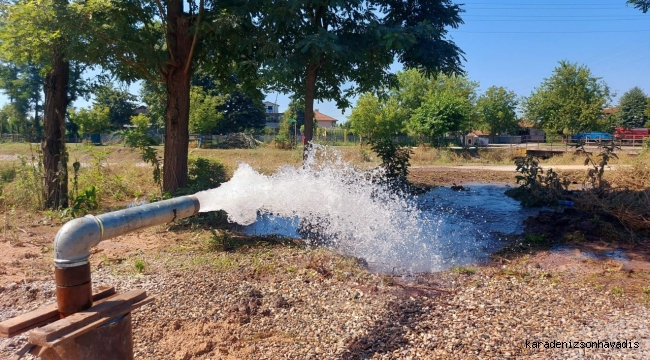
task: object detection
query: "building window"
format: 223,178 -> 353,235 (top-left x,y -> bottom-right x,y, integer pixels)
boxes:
267,106 -> 273,113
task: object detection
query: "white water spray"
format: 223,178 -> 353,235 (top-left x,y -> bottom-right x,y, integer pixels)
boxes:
195,146 -> 525,273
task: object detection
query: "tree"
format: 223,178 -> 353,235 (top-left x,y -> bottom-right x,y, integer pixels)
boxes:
140,80 -> 166,129
286,99 -> 306,130
0,104 -> 26,134
189,70 -> 265,133
94,84 -> 138,130
523,61 -> 610,135
85,0 -> 261,193
391,70 -> 479,129
349,93 -> 405,143
628,1 -> 650,12
476,86 -> 519,140
0,63 -> 43,138
68,105 -> 110,138
646,98 -> 650,126
216,89 -> 266,133
407,90 -> 469,143
617,87 -> 648,128
188,86 -> 223,134
0,0 -> 87,208
260,0 -> 465,147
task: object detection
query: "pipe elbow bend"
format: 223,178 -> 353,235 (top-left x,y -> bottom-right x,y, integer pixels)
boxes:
53,215 -> 103,268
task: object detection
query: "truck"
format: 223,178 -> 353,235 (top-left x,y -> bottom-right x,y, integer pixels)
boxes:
614,127 -> 649,142
570,132 -> 613,142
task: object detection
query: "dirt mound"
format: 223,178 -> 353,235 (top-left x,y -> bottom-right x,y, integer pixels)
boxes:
216,133 -> 260,149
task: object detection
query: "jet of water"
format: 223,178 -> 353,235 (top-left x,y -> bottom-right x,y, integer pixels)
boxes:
194,145 -> 534,273
194,145 -> 445,273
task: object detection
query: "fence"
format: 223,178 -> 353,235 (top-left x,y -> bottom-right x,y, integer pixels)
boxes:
1,131 -> 646,148
1,134 -> 27,143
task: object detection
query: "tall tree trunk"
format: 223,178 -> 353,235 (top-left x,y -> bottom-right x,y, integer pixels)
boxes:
163,0 -> 193,193
303,65 -> 317,145
42,50 -> 69,209
163,67 -> 191,193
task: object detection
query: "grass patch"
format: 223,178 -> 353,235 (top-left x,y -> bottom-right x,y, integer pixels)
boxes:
134,258 -> 146,274
525,234 -> 549,246
611,285 -> 624,298
206,230 -> 300,252
452,266 -> 477,275
497,268 -> 528,278
191,254 -> 241,272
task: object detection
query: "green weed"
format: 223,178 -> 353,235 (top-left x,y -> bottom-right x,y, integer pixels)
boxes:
563,231 -> 587,243
506,155 -> 570,206
63,186 -> 99,218
381,276 -> 396,286
452,266 -> 477,275
642,286 -> 650,299
134,258 -> 146,274
207,230 -> 236,251
497,268 -> 527,278
525,234 -> 548,246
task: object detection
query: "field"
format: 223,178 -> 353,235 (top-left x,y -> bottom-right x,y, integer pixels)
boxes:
0,143 -> 649,359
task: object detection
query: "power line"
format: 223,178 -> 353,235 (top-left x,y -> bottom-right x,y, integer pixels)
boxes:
587,40 -> 650,66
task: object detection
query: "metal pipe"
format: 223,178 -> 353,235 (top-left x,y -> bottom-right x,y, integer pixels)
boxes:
53,195 -> 200,268
55,264 -> 93,317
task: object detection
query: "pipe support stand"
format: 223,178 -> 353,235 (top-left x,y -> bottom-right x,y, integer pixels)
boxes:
55,263 -> 92,318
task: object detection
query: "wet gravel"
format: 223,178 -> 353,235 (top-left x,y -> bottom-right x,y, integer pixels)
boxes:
1,246 -> 649,360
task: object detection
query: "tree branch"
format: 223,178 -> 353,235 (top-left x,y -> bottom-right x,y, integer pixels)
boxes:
153,0 -> 175,63
184,0 -> 203,74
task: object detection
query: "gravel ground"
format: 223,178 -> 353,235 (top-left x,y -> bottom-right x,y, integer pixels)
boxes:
1,245 -> 649,360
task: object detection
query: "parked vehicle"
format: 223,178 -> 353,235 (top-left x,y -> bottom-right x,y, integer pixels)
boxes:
614,127 -> 650,142
571,132 -> 613,142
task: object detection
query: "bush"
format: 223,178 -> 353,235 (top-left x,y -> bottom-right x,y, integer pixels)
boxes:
124,114 -> 159,147
64,186 -> 99,217
6,155 -> 45,210
186,157 -> 228,193
0,164 -> 15,200
370,138 -> 412,188
643,137 -> 650,150
506,155 -> 569,206
123,114 -> 163,193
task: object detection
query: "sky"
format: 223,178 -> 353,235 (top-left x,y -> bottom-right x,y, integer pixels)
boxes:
266,0 -> 650,123
3,1 -> 649,124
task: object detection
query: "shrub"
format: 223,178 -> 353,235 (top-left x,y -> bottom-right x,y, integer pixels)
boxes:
123,114 -> 159,148
0,164 -> 16,200
506,155 -> 569,206
580,141 -> 619,194
6,154 -> 45,210
274,118 -> 295,149
123,114 -> 163,193
370,138 -> 412,187
134,258 -> 146,274
63,186 -> 99,217
186,157 -> 228,193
